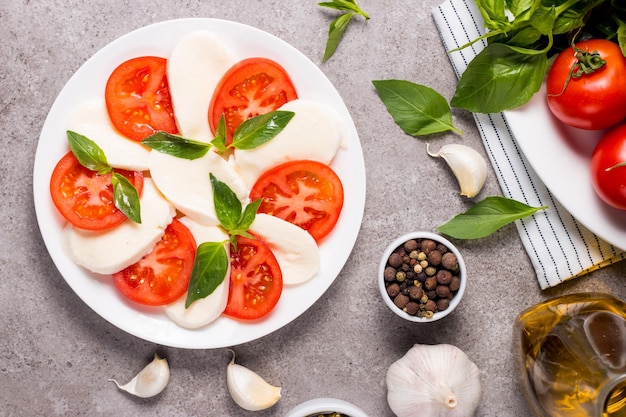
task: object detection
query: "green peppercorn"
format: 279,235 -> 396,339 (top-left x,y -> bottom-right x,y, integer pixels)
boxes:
395,271 -> 406,282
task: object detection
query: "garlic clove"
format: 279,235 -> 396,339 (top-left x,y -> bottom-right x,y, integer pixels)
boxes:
226,349 -> 281,411
386,343 -> 482,417
427,143 -> 488,198
109,353 -> 170,398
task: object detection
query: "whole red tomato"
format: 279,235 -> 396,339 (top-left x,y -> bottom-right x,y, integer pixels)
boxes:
546,39 -> 626,130
590,124 -> 626,210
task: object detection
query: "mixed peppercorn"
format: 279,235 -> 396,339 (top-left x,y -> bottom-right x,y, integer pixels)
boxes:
383,237 -> 461,318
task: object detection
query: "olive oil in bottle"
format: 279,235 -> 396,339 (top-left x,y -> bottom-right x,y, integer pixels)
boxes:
513,293 -> 626,417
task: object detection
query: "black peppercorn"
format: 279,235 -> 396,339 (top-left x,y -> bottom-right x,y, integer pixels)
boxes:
387,283 -> 400,297
383,236 -> 463,319
408,286 -> 424,300
394,293 -> 409,309
388,252 -> 403,268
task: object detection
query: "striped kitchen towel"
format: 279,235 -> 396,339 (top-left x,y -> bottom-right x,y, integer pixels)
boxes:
432,0 -> 625,289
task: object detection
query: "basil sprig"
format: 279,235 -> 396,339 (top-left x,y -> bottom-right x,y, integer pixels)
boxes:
141,110 -> 295,159
372,79 -> 463,136
66,131 -> 141,224
450,0 -> 626,113
184,174 -> 263,308
319,0 -> 369,62
437,196 -> 547,239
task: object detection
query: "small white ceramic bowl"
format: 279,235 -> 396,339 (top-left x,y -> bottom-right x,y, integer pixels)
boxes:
378,231 -> 466,323
283,397 -> 369,417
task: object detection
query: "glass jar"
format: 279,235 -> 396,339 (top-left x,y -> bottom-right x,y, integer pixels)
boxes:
513,292 -> 626,417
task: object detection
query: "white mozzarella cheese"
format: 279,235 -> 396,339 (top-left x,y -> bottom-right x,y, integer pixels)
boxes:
233,99 -> 346,188
66,99 -> 151,171
63,178 -> 176,275
149,149 -> 248,226
167,31 -> 234,143
164,217 -> 230,329
249,213 -> 320,285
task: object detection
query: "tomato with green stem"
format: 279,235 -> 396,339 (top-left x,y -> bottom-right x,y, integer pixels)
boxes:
546,39 -> 626,130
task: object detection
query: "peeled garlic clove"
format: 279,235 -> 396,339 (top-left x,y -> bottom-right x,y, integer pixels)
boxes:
386,343 -> 482,417
427,143 -> 487,198
109,354 -> 170,398
226,349 -> 281,411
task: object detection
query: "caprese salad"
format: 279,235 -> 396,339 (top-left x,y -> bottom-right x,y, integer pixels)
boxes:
49,30 -> 346,329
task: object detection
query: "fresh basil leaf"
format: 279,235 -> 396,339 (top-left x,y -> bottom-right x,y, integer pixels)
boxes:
323,13 -> 353,62
185,241 -> 229,308
67,130 -> 110,173
230,111 -> 295,150
507,0 -> 541,20
372,79 -> 463,136
210,173 -> 242,231
237,198 -> 262,232
437,196 -> 547,239
551,9 -> 585,35
141,132 -> 210,160
528,5 -> 557,36
501,27 -> 543,47
474,0 -> 507,30
111,172 -> 141,224
451,43 -> 547,113
319,0 -> 369,18
211,115 -> 228,153
617,19 -> 626,56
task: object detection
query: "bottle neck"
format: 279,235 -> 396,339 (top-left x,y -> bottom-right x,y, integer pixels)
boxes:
598,374 -> 626,417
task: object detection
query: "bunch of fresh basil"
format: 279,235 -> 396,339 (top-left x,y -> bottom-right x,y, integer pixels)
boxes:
452,0 -> 626,113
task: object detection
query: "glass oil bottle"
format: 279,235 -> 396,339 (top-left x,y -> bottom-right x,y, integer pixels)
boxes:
513,292 -> 626,417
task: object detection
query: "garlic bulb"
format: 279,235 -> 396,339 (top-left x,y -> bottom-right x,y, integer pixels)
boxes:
226,349 -> 281,411
427,143 -> 487,198
386,343 -> 482,417
109,354 -> 170,398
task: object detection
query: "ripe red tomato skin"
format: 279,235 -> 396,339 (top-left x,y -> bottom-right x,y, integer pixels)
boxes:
249,160 -> 344,243
223,234 -> 283,321
112,218 -> 197,306
49,151 -> 144,231
590,124 -> 626,210
546,39 -> 626,130
105,56 -> 178,141
208,57 -> 298,144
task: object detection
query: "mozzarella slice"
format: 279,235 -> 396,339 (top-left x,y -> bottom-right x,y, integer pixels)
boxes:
233,99 -> 346,188
63,178 -> 175,275
149,149 -> 248,226
67,99 -> 151,171
167,30 -> 234,143
164,218 -> 230,329
249,214 -> 320,285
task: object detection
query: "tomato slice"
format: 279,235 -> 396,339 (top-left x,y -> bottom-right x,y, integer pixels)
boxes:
112,219 -> 196,306
209,57 -> 298,144
223,235 -> 283,320
105,56 -> 178,141
49,151 -> 144,231
249,160 -> 344,243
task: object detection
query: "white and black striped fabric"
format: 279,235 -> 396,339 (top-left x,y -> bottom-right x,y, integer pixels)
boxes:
432,0 -> 625,289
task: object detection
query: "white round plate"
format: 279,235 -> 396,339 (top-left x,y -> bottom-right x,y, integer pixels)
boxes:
503,84 -> 626,251
33,18 -> 366,349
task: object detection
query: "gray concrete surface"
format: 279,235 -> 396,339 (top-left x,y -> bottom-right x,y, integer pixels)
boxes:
3,1 -> 626,416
